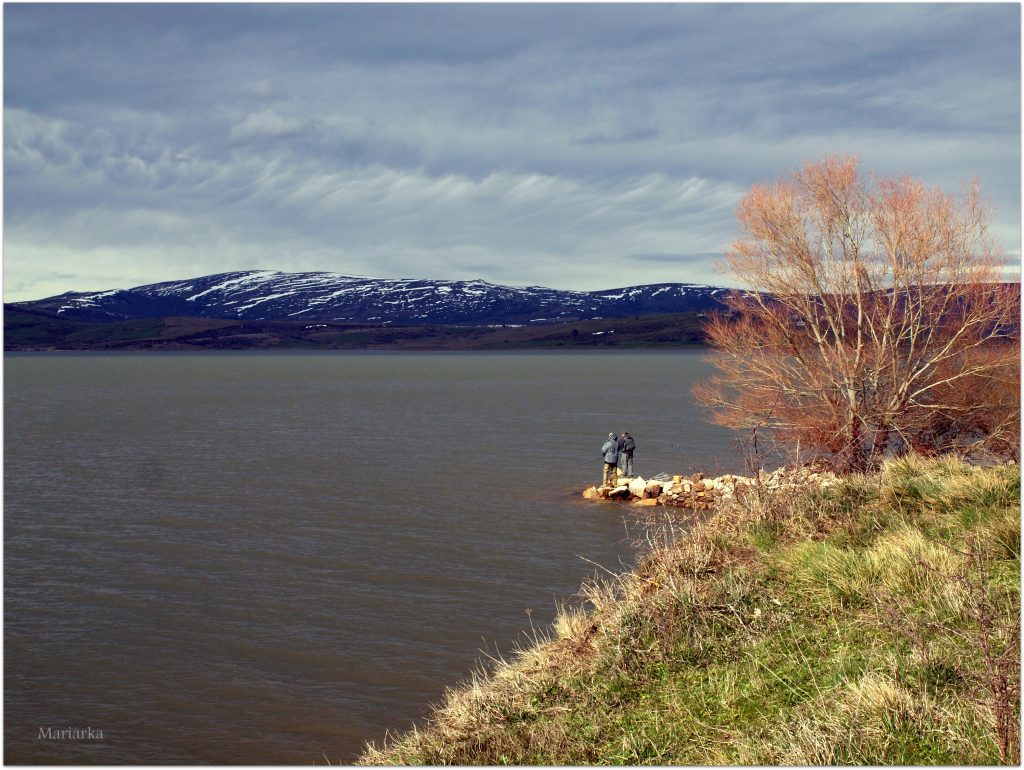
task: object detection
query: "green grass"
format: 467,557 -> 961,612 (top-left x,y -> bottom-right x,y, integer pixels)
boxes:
4,308 -> 189,348
357,455 -> 1020,765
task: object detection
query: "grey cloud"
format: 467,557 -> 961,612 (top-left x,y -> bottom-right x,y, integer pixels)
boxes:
2,270 -> 84,297
3,3 -> 1019,301
629,253 -> 724,265
574,129 -> 661,146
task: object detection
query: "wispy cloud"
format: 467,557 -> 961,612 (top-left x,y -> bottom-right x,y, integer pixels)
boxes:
4,3 -> 1019,301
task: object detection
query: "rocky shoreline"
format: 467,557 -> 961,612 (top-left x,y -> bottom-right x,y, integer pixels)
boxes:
582,465 -> 841,509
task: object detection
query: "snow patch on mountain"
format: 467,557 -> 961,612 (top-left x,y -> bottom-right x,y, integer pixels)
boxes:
21,270 -> 731,325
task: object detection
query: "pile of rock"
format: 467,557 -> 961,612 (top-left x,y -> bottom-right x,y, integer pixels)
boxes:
582,476 -> 665,506
582,465 -> 839,509
660,472 -> 723,509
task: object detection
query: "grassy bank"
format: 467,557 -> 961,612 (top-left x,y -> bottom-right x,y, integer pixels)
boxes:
358,455 -> 1020,765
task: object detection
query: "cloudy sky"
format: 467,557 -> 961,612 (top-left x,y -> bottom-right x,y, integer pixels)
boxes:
4,3 -> 1020,301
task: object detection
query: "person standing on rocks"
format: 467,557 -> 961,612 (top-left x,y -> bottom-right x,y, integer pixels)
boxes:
618,432 -> 636,477
601,432 -> 620,485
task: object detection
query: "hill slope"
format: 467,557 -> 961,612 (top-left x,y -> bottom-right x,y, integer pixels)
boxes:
13,270 -> 728,325
358,455 -> 1020,765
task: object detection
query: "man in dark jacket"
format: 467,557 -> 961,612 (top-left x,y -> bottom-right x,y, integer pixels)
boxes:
601,432 -> 619,485
618,432 -> 636,477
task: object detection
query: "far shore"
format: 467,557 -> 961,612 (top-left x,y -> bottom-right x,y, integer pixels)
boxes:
4,307 -> 710,352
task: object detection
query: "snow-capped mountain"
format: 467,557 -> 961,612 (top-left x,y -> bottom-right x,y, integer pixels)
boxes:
18,270 -> 730,325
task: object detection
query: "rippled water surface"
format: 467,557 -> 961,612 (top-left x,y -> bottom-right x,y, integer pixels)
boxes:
5,351 -> 741,763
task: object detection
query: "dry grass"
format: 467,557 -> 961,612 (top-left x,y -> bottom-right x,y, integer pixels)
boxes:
357,455 -> 1020,765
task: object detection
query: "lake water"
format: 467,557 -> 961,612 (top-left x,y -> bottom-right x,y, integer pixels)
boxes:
4,351 -> 742,764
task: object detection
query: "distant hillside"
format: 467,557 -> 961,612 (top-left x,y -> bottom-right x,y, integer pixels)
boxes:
11,270 -> 729,325
3,305 -> 710,351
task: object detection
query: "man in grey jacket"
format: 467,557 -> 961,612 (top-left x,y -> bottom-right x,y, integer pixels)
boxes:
601,432 -> 620,485
618,432 -> 636,477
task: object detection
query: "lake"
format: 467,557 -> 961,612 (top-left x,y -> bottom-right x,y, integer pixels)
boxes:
4,351 -> 742,763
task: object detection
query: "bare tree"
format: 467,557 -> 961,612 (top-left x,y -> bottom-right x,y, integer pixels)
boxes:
695,155 -> 1019,472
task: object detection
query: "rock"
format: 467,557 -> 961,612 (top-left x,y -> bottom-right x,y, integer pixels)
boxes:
643,482 -> 662,499
586,462 -> 846,505
627,477 -> 648,499
586,463 -> 842,505
634,498 -> 659,507
609,486 -> 631,500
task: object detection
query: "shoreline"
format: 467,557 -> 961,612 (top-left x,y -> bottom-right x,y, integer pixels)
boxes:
3,307 -> 711,352
3,345 -> 708,355
358,455 -> 1021,765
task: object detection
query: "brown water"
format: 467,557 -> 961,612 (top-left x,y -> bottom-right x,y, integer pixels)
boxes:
4,351 -> 741,764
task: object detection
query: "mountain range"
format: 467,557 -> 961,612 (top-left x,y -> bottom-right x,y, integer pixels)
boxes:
14,270 -> 729,325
